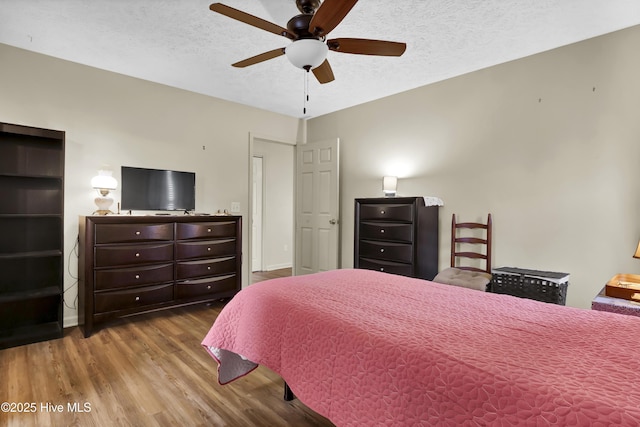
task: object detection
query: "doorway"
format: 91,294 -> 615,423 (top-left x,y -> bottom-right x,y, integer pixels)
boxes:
249,135 -> 295,284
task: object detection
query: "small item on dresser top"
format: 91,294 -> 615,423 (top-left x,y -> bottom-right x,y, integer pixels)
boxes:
422,196 -> 444,206
605,273 -> 640,301
214,209 -> 230,216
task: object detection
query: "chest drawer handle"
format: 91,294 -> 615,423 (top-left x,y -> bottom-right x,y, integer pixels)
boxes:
207,285 -> 212,290
207,228 -> 212,233
207,266 -> 211,270
380,229 -> 385,233
380,267 -> 385,272
135,296 -> 140,301
380,248 -> 385,253
135,274 -> 140,279
135,231 -> 141,235
207,247 -> 211,251
380,210 -> 385,215
135,253 -> 140,257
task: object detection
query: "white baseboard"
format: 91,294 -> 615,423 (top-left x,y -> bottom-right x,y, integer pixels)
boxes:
64,315 -> 79,328
265,263 -> 293,271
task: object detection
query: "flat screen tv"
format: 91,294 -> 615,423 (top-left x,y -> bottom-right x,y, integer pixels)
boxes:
121,166 -> 195,212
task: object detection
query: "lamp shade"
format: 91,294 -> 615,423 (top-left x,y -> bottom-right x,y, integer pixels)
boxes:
285,39 -> 328,70
91,170 -> 117,190
383,176 -> 397,196
634,240 -> 640,259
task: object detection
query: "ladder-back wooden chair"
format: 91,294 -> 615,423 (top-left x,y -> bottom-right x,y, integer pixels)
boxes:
433,214 -> 493,291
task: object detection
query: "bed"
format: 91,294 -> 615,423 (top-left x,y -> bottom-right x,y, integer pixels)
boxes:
202,268 -> 640,426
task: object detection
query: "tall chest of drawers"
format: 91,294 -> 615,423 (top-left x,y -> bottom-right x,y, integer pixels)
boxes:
354,197 -> 439,280
79,215 -> 241,337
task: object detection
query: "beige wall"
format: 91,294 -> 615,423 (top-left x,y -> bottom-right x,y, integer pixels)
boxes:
2,23 -> 639,326
0,43 -> 303,326
308,25 -> 640,309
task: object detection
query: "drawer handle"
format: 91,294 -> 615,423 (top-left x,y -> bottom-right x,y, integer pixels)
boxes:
135,231 -> 141,235
207,285 -> 212,290
135,274 -> 140,279
135,253 -> 140,257
380,268 -> 385,272
135,296 -> 140,301
380,229 -> 385,233
207,247 -> 211,251
207,266 -> 211,270
207,228 -> 212,233
380,249 -> 385,253
380,210 -> 385,214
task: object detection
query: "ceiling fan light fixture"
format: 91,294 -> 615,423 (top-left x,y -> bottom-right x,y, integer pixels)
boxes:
285,39 -> 328,70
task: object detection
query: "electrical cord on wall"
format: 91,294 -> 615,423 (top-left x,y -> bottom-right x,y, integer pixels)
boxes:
63,234 -> 79,310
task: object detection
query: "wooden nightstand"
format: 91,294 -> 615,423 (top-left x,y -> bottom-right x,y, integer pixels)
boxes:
591,286 -> 640,318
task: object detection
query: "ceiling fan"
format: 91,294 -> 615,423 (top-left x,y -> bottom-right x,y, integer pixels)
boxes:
209,0 -> 407,84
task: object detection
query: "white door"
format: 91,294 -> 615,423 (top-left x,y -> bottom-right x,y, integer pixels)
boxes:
251,156 -> 263,272
295,138 -> 340,275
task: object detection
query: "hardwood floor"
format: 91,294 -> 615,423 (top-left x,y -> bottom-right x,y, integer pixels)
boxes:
252,267 -> 292,283
0,301 -> 333,427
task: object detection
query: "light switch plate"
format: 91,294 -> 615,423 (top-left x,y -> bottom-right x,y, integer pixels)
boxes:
230,202 -> 240,213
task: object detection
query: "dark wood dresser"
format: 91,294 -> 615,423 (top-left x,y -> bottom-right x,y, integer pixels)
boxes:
354,197 -> 439,280
79,215 -> 241,337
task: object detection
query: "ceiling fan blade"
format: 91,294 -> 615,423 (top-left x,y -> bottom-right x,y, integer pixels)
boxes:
210,3 -> 296,40
232,48 -> 285,68
312,60 -> 335,84
309,0 -> 358,37
327,38 -> 407,56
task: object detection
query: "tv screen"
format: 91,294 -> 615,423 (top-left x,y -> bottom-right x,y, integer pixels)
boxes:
121,166 -> 195,211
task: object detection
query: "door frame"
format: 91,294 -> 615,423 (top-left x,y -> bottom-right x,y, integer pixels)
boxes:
251,155 -> 264,272
248,133 -> 297,283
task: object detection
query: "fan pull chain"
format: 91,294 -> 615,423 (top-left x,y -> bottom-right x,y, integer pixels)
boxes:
303,69 -> 310,115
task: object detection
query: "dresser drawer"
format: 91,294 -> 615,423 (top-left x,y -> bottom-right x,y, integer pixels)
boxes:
176,221 -> 237,240
359,222 -> 413,242
359,240 -> 413,263
95,243 -> 174,267
358,204 -> 414,222
358,258 -> 414,277
95,263 -> 174,290
94,283 -> 173,314
176,274 -> 237,299
175,239 -> 236,260
176,256 -> 237,280
95,223 -> 174,244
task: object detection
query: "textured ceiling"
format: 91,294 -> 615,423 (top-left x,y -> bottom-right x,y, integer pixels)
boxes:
1,0 -> 639,118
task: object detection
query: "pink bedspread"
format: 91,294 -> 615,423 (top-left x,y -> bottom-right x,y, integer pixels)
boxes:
202,269 -> 640,426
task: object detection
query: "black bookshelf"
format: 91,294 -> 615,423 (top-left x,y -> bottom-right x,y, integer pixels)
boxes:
0,122 -> 65,349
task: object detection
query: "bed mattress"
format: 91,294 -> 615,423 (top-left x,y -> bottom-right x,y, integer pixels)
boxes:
203,268 -> 640,426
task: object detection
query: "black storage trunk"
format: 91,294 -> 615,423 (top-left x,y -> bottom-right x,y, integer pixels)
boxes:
490,267 -> 569,305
